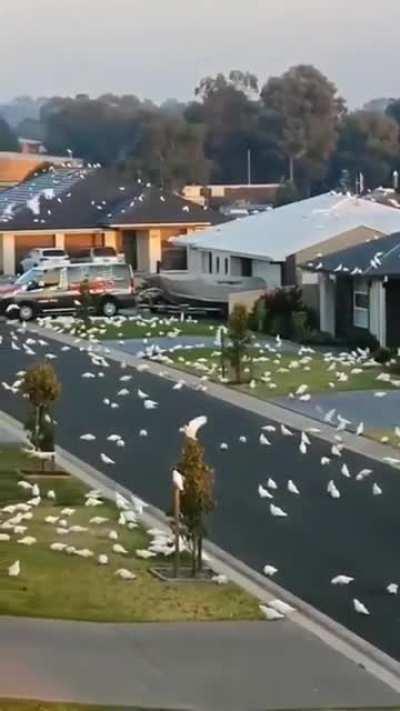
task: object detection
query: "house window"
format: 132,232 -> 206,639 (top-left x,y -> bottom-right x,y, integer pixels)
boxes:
353,278 -> 369,329
224,257 -> 229,274
215,256 -> 220,273
240,257 -> 252,277
208,252 -> 212,274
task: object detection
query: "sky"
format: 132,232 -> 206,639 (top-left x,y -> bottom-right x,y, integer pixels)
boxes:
1,0 -> 399,107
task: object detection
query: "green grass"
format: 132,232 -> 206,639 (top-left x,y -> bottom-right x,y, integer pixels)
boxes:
0,449 -> 261,623
48,316 -> 221,341
165,347 -> 398,398
0,703 -> 154,711
366,429 -> 400,448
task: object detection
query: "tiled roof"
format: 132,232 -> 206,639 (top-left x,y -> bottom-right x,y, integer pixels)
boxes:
0,167 -> 225,231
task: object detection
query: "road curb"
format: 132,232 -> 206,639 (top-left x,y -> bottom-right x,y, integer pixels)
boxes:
1,407 -> 400,696
21,320 -> 400,468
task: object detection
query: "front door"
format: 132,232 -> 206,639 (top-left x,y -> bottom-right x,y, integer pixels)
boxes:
122,231 -> 137,270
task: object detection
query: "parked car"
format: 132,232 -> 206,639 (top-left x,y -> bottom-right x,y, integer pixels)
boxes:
72,247 -> 125,264
0,262 -> 135,321
20,248 -> 70,273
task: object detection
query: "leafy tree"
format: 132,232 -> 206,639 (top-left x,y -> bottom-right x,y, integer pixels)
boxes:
226,304 -> 252,383
330,111 -> 400,190
22,363 -> 61,453
0,115 -> 19,151
274,180 -> 301,207
42,96 -> 143,164
178,437 -> 215,577
186,71 -> 270,183
261,65 -> 345,191
127,113 -> 212,189
386,99 -> 400,127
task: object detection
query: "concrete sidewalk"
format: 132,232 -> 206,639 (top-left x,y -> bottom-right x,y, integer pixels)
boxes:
0,617 -> 399,711
273,389 -> 400,431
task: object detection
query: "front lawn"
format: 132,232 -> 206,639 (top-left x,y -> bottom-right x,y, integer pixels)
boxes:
0,703 -> 146,711
163,346 -> 397,398
45,315 -> 221,341
0,449 -> 261,623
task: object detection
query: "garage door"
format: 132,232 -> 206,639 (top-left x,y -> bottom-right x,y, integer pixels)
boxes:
65,233 -> 104,256
15,234 -> 55,268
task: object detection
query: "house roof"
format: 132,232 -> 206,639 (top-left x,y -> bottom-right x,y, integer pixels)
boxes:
0,167 -> 224,232
175,192 -> 400,262
302,231 -> 400,278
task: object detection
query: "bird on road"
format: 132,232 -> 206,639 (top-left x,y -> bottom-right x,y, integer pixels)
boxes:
258,484 -> 273,499
263,564 -> 278,577
353,598 -> 370,615
287,480 -> 300,495
270,504 -> 288,518
387,583 -> 398,595
331,574 -> 354,585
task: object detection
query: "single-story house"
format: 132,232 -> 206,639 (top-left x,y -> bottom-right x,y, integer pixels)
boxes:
0,167 -> 225,275
302,232 -> 400,347
174,192 -> 400,305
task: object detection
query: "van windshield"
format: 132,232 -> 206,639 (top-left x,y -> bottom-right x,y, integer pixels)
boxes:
16,269 -> 44,285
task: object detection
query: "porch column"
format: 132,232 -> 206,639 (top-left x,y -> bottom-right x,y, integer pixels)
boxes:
148,228 -> 162,273
0,233 -> 16,275
104,230 -> 118,249
319,273 -> 336,336
55,233 -> 65,250
370,281 -> 386,346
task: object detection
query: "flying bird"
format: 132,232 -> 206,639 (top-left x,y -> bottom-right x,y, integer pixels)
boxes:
181,416 -> 207,440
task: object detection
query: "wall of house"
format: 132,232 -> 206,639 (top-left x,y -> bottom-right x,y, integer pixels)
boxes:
0,233 -> 16,274
252,260 -> 281,287
370,280 -> 386,346
319,273 -> 336,335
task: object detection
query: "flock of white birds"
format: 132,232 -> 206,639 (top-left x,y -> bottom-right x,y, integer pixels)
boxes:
1,313 -> 400,623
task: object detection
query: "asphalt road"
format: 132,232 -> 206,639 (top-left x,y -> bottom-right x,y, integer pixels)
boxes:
2,323 -> 400,661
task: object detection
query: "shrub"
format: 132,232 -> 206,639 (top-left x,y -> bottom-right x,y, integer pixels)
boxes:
372,346 -> 392,364
344,327 -> 379,351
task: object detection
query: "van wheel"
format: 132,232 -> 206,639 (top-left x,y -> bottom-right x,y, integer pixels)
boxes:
19,303 -> 36,321
101,299 -> 118,318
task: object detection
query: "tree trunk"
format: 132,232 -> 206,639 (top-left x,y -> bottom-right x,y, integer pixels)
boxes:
197,534 -> 203,573
191,535 -> 198,577
289,155 -> 295,183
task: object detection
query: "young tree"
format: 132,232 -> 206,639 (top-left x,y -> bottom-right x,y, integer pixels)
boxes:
226,304 -> 252,384
78,278 -> 93,329
22,362 -> 61,454
178,436 -> 215,577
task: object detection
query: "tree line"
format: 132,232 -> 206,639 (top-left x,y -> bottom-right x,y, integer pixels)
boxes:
1,65 -> 400,199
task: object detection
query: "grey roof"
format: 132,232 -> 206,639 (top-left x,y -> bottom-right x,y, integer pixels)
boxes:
0,167 -> 225,232
303,231 -> 400,277
176,192 -> 400,261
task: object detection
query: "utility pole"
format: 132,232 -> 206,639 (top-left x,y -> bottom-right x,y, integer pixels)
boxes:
247,149 -> 252,185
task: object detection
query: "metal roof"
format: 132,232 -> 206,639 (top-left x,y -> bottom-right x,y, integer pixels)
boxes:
176,192 -> 400,261
303,231 -> 400,277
